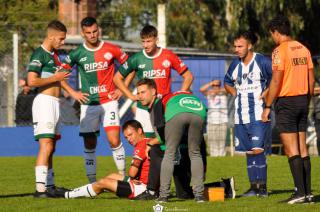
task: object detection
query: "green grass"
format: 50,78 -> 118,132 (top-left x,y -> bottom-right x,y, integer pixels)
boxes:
0,156 -> 319,211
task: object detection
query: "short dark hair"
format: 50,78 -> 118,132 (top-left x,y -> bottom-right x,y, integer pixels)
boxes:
81,17 -> 97,28
234,30 -> 258,45
268,15 -> 291,36
47,20 -> 67,33
122,120 -> 144,132
140,25 -> 158,38
136,78 -> 157,90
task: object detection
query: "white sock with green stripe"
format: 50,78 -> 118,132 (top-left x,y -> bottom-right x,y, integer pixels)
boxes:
35,166 -> 48,192
65,184 -> 97,199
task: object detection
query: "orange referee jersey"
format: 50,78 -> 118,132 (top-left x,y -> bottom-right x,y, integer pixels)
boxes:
272,40 -> 313,97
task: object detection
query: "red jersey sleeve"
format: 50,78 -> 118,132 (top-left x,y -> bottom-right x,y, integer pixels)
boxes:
132,140 -> 147,161
111,44 -> 128,65
168,50 -> 188,75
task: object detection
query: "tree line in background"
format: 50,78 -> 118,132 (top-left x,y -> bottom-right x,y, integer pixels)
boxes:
1,0 -> 320,71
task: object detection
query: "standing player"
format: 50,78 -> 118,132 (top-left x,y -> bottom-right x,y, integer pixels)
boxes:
63,17 -> 128,182
262,16 -> 314,204
27,20 -> 88,198
224,31 -> 272,197
113,24 -> 193,138
57,120 -> 150,200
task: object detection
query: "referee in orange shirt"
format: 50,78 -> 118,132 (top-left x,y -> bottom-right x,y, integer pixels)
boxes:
262,16 -> 315,204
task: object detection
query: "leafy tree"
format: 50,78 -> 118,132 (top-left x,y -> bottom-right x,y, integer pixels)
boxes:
0,0 -> 57,71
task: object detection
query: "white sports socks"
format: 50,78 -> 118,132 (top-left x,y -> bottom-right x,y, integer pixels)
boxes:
35,166 -> 48,192
65,184 -> 97,199
111,143 -> 126,175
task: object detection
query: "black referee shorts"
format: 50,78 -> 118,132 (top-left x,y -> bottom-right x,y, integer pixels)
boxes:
274,95 -> 309,133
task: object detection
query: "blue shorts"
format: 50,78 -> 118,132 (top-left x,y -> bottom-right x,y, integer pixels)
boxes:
234,121 -> 271,152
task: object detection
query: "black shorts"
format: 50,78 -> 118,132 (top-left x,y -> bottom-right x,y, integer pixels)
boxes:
116,181 -> 131,198
274,95 -> 309,133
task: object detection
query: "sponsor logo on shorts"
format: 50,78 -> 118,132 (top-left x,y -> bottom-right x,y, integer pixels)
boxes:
179,97 -> 203,111
46,122 -> 54,129
234,137 -> 239,147
252,136 -> 260,141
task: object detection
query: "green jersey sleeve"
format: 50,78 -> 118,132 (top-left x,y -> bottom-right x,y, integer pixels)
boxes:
119,55 -> 137,77
27,51 -> 43,75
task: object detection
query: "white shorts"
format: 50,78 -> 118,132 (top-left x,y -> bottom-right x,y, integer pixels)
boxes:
80,100 -> 120,137
32,94 -> 61,140
135,103 -> 155,138
128,181 -> 147,199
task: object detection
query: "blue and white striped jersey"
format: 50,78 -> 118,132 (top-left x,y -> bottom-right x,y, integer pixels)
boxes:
224,53 -> 272,124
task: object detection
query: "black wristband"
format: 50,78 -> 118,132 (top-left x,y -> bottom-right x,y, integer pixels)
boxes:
264,105 -> 272,109
147,143 -> 152,147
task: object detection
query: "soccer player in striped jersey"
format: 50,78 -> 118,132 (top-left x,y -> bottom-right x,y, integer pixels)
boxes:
27,20 -> 88,198
224,31 -> 272,197
62,17 -> 128,183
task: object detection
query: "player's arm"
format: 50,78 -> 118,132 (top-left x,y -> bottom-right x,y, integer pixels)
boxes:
200,81 -> 213,96
180,70 -> 193,91
128,158 -> 142,179
60,81 -> 89,104
308,68 -> 315,97
113,71 -> 137,101
27,70 -> 70,88
224,84 -> 236,97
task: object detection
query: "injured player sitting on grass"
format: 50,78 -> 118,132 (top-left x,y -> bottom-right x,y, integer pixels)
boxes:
56,120 -> 150,199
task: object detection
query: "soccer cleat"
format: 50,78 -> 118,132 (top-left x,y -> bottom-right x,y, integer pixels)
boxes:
222,177 -> 236,199
282,193 -> 305,204
241,183 -> 258,197
133,190 -> 157,200
46,186 -> 71,198
304,194 -> 314,204
257,184 -> 268,198
156,196 -> 168,203
33,190 -> 56,198
195,195 -> 205,203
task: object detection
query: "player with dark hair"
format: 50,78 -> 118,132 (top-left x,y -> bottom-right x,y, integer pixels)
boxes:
224,30 -> 272,198
136,78 -> 206,203
113,24 -> 193,138
27,20 -> 88,198
56,120 -> 150,199
63,17 -> 129,182
262,15 -> 315,204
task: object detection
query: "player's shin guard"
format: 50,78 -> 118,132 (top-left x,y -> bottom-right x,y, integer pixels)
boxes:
84,148 -> 96,183
246,155 -> 258,183
35,166 -> 48,192
111,143 -> 126,175
65,184 -> 97,199
302,156 -> 311,195
288,155 -> 305,196
255,153 -> 267,183
46,168 -> 55,188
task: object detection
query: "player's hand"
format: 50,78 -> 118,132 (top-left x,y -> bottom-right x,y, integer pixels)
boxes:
261,108 -> 271,122
259,89 -> 269,100
54,69 -> 70,82
72,91 -> 89,104
145,145 -> 151,159
109,89 -> 122,101
131,179 -> 142,185
130,94 -> 138,102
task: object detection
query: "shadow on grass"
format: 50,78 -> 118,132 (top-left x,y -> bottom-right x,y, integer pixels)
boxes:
268,189 -> 294,195
0,193 -> 33,198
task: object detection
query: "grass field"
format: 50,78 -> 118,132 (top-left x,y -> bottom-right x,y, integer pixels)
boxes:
0,156 -> 319,212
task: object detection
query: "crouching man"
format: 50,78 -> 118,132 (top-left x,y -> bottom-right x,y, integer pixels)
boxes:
57,120 -> 150,199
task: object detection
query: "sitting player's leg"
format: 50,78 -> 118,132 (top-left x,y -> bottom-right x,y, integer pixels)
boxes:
102,101 -> 125,175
